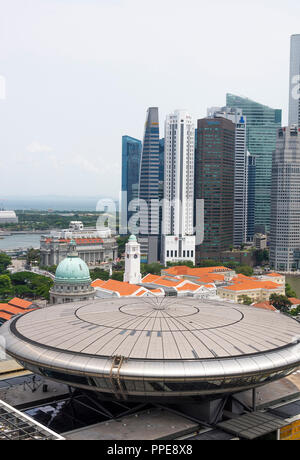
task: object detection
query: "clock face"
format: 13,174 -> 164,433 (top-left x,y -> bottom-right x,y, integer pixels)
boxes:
134,254 -> 138,259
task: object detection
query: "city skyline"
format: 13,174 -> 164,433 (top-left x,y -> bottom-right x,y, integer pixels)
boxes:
0,0 -> 299,198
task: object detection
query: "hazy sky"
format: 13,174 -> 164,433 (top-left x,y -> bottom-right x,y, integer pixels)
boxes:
0,0 -> 299,200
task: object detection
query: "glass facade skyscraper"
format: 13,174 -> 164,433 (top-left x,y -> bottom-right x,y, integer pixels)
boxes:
195,117 -> 235,259
289,34 -> 300,127
138,107 -> 160,263
121,136 -> 142,234
226,94 -> 282,237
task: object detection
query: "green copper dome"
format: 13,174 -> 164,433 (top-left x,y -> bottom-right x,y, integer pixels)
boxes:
55,255 -> 91,284
129,235 -> 137,242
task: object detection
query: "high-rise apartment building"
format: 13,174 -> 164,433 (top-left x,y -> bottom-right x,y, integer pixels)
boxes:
195,117 -> 235,259
270,126 -> 300,271
289,34 -> 300,127
121,136 -> 142,233
162,110 -> 195,265
138,107 -> 160,263
207,107 -> 248,247
226,94 -> 282,238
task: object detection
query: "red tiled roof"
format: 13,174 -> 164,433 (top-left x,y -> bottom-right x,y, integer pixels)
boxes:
252,302 -> 277,312
288,298 -> 300,305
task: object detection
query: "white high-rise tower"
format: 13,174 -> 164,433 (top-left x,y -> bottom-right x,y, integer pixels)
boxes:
123,235 -> 142,284
162,110 -> 195,265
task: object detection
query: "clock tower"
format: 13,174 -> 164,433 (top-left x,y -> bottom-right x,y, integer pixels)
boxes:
123,235 -> 142,284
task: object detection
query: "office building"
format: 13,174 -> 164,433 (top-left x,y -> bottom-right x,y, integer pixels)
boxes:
270,126 -> 300,271
226,94 -> 282,237
289,34 -> 300,126
138,107 -> 160,263
207,107 -> 248,246
195,117 -> 235,259
162,110 -> 195,265
121,136 -> 142,233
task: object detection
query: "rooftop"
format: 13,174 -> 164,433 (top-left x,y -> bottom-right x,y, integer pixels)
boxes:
4,297 -> 300,361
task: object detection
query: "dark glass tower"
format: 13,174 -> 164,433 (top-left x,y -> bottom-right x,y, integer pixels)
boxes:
138,107 -> 160,263
121,136 -> 142,234
226,94 -> 282,238
195,118 -> 235,260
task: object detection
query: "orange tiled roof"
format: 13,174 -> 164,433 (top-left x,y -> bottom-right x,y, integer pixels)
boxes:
223,280 -> 281,292
8,298 -> 33,309
93,279 -> 142,296
0,304 -> 32,315
265,272 -> 282,277
176,283 -> 201,292
142,274 -> 161,283
135,289 -> 148,297
252,302 -> 277,312
142,274 -> 182,287
148,289 -> 164,294
164,266 -> 231,277
0,311 -> 12,321
288,298 -> 300,305
196,274 -> 225,283
91,279 -> 106,288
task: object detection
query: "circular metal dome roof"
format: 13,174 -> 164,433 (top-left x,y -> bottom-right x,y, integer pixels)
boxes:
3,297 -> 300,400
54,256 -> 91,284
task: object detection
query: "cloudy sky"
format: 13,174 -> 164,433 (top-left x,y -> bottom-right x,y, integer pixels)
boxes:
0,0 -> 299,200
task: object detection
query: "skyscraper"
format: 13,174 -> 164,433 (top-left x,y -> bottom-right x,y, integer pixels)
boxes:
247,153 -> 256,240
121,136 -> 142,233
195,117 -> 235,259
289,34 -> 300,127
162,110 -> 195,265
138,107 -> 160,263
270,126 -> 300,271
226,94 -> 282,238
207,107 -> 248,247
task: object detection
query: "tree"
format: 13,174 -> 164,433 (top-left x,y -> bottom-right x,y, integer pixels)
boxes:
117,236 -> 129,258
10,271 -> 53,300
0,253 -> 12,274
140,263 -> 163,276
167,261 -> 194,268
238,295 -> 253,306
26,248 -> 40,266
255,249 -> 269,266
0,274 -> 14,299
269,294 -> 292,313
90,268 -> 110,281
111,271 -> 124,282
286,283 -> 297,298
236,265 -> 254,277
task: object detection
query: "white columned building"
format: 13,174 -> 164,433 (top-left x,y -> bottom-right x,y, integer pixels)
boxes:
123,235 -> 142,284
162,110 -> 195,265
